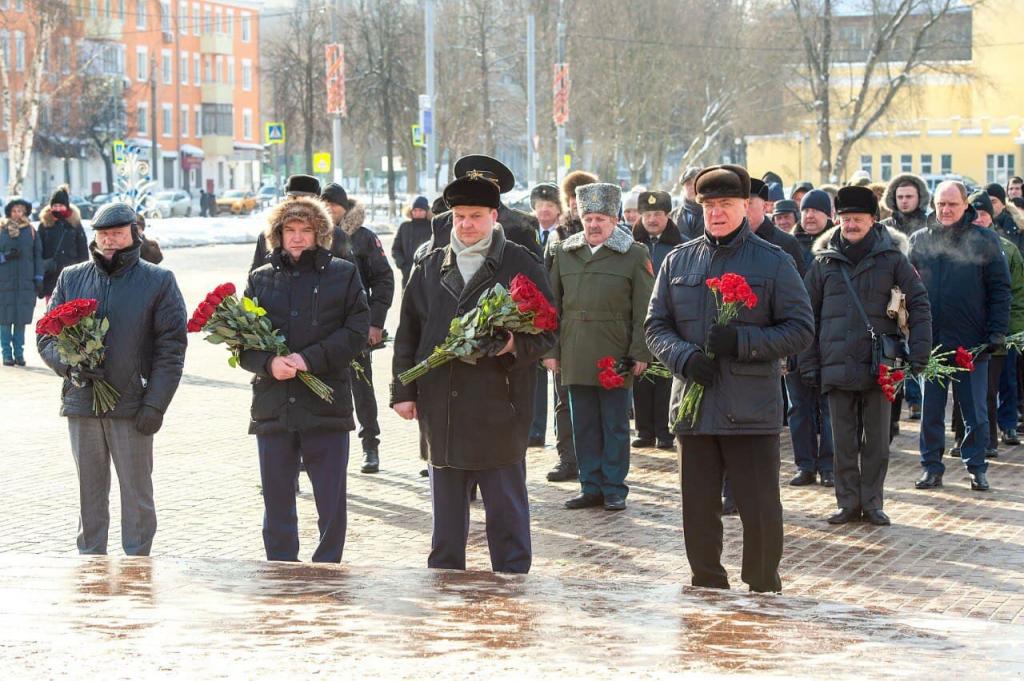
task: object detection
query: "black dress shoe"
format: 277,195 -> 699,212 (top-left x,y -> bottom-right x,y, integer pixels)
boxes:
789,470 -> 817,486
985,447 -> 999,459
915,471 -> 943,489
528,437 -> 545,448
631,437 -> 655,448
419,468 -> 429,478
546,462 -> 578,482
1002,429 -> 1020,446
14,358 -> 25,366
603,494 -> 627,511
361,448 -> 380,473
827,507 -> 861,524
656,438 -> 675,450
819,471 -> 835,488
722,497 -> 738,515
949,446 -> 961,458
863,509 -> 891,525
565,493 -> 603,509
970,471 -> 990,491
908,404 -> 921,420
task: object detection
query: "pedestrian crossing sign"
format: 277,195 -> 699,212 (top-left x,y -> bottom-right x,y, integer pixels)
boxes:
313,152 -> 331,174
265,122 -> 286,145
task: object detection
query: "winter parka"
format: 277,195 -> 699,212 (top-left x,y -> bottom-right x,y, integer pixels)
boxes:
880,173 -> 931,236
38,204 -> 89,298
0,218 -> 43,324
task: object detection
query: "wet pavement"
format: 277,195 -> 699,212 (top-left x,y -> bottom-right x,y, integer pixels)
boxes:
2,554 -> 1022,678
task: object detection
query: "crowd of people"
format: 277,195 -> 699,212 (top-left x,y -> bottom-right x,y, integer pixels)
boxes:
15,154 -> 1024,595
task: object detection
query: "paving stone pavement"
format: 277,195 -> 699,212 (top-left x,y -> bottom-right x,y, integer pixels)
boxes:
3,242 -> 1022,625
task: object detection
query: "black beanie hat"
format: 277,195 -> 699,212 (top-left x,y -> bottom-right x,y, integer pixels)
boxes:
986,183 -> 1007,205
50,185 -> 70,207
969,190 -> 994,218
321,182 -> 351,208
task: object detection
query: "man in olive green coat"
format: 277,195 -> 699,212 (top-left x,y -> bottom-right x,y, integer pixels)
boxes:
545,182 -> 655,511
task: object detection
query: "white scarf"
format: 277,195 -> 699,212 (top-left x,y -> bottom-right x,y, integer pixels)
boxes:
449,227 -> 494,285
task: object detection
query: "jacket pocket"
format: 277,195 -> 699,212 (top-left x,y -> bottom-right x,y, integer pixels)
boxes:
723,361 -> 781,426
669,274 -> 707,343
734,276 -> 771,326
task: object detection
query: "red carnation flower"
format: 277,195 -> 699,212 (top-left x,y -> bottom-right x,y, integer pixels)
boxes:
597,356 -> 616,371
954,346 -> 975,371
598,368 -> 625,390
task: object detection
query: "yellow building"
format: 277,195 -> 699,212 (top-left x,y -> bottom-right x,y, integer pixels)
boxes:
746,0 -> 1024,188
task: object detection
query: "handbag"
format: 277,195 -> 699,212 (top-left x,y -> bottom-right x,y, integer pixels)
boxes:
839,266 -> 909,373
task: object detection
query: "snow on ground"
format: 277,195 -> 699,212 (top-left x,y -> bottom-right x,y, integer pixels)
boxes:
83,203 -> 398,249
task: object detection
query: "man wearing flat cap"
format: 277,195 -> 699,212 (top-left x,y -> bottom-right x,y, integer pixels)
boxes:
771,200 -> 799,234
631,190 -> 681,450
670,165 -> 705,240
800,186 -> 931,526
38,202 -> 187,556
646,164 -> 814,593
423,155 -> 543,262
391,172 -> 556,574
251,174 -> 326,271
546,182 -> 654,512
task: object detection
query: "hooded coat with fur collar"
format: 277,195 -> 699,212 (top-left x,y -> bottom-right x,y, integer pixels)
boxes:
330,200 -> 394,328
38,203 -> 88,298
800,224 -> 931,393
881,173 -> 931,236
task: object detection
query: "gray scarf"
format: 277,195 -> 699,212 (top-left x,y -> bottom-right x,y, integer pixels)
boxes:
449,227 -> 494,285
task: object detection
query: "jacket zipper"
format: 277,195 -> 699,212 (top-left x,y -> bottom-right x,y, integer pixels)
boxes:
312,285 -> 320,326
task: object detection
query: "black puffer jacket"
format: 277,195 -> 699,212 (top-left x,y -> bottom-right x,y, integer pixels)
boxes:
390,228 -> 555,470
240,247 -> 369,434
38,241 -> 187,418
800,225 -> 932,393
333,204 -> 394,329
38,205 -> 89,297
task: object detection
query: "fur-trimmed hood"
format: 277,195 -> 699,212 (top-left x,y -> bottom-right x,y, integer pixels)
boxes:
1004,202 -> 1024,232
882,173 -> 930,215
812,223 -> 910,257
339,200 -> 366,236
264,196 -> 334,250
39,203 -> 82,229
560,170 -> 599,214
561,223 -> 635,254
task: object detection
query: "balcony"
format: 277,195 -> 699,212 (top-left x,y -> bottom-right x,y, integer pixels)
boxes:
83,16 -> 123,40
202,135 -> 234,158
200,33 -> 233,55
201,83 -> 233,105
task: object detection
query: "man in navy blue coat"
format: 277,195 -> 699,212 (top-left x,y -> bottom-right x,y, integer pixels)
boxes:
909,181 -> 1011,492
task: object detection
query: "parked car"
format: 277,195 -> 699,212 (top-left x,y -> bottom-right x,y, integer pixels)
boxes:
256,185 -> 282,208
71,195 -> 98,220
216,190 -> 258,215
153,190 -> 193,218
921,174 -> 982,195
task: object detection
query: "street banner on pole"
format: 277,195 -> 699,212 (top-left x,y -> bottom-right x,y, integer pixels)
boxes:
325,44 -> 347,117
553,63 -> 570,126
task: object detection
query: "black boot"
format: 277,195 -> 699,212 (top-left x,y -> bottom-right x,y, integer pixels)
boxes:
361,448 -> 380,474
546,461 -> 578,482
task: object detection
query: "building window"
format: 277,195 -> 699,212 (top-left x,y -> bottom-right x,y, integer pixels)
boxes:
192,3 -> 200,35
136,46 -> 148,81
880,154 -> 892,182
61,37 -> 71,75
986,154 -> 1016,185
215,55 -> 223,82
204,8 -> 212,34
160,1 -> 171,33
241,13 -> 250,42
921,154 -> 933,175
137,103 -> 148,135
14,32 -> 24,71
89,0 -> 98,18
201,103 -> 233,136
203,56 -> 211,83
180,51 -> 188,84
859,155 -> 872,176
161,49 -> 172,85
118,0 -> 125,20
181,105 -> 189,136
227,56 -> 234,86
241,59 -> 252,91
940,154 -> 953,175
162,103 -> 172,137
179,2 -> 187,34
900,154 -> 912,173
215,8 -> 222,33
136,0 -> 146,29
226,9 -> 233,36
0,32 -> 7,66
242,108 -> 252,139
195,106 -> 202,136
193,53 -> 200,85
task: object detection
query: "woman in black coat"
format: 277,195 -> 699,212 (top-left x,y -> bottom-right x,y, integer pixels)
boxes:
240,197 -> 369,563
38,186 -> 89,299
392,196 -> 433,289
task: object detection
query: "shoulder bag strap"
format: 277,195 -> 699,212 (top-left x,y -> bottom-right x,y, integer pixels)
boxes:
839,265 -> 876,342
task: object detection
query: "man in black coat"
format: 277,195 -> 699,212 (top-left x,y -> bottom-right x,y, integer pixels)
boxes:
645,164 -> 814,593
38,185 -> 89,299
670,165 -> 705,240
240,197 -> 369,562
321,182 -> 395,474
38,202 -> 187,556
801,186 -> 932,526
631,191 -> 681,449
749,178 -> 805,277
391,173 -> 555,574
392,195 -> 433,289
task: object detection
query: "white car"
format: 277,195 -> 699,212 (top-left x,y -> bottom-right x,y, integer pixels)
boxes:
153,190 -> 193,218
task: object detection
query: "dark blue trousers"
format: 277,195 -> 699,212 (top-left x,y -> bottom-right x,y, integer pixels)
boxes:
567,384 -> 631,498
529,366 -> 548,442
428,462 -> 532,573
785,373 -> 834,474
997,350 -> 1019,432
256,429 -> 350,562
921,359 -> 989,475
904,373 -> 922,407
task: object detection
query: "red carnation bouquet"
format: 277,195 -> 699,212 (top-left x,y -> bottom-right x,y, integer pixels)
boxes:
596,356 -> 672,389
675,273 -> 758,427
36,298 -> 120,414
398,274 -> 557,385
188,282 -> 334,402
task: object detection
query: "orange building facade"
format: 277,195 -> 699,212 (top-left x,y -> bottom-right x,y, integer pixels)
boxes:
0,0 -> 261,201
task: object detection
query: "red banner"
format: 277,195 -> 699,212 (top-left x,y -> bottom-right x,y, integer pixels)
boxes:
325,43 -> 346,117
553,63 -> 570,126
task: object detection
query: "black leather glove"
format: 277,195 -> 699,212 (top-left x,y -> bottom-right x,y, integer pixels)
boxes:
800,372 -> 820,390
4,248 -> 19,260
135,405 -> 164,436
986,342 -> 1005,355
479,332 -> 511,357
684,352 -> 716,387
68,366 -> 106,386
707,324 -> 739,358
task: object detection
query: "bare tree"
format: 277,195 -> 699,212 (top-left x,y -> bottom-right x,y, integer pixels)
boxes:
787,0 -> 972,183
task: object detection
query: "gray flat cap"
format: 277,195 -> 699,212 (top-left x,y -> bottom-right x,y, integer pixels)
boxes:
576,182 -> 622,218
92,202 -> 138,230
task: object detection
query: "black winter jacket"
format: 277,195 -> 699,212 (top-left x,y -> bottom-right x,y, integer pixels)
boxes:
791,221 -> 832,273
38,241 -> 187,418
390,228 -> 556,470
392,217 -> 432,286
38,206 -> 89,298
754,217 -> 806,277
800,225 -> 932,393
240,247 -> 369,435
645,221 -> 814,435
670,198 -> 705,241
335,224 -> 394,328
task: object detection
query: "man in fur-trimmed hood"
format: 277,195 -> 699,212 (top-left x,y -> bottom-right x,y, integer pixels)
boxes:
264,195 -> 334,251
559,170 -> 598,236
881,173 -> 930,236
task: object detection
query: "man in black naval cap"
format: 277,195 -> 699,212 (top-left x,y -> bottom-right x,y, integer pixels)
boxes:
646,164 -> 813,593
38,201 -> 187,556
250,174 -> 324,271
423,155 -> 543,261
391,172 -> 556,573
